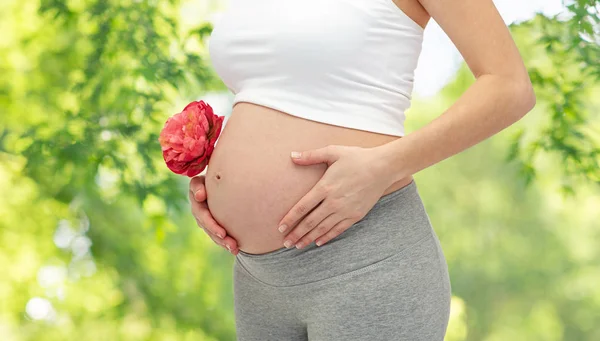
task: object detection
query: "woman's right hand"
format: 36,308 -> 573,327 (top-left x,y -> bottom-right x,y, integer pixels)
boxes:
189,175 -> 239,255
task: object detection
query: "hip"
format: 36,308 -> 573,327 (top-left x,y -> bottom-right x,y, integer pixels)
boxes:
233,179 -> 449,289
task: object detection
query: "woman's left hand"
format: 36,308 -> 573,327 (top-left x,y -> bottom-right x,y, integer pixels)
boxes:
277,144 -> 394,249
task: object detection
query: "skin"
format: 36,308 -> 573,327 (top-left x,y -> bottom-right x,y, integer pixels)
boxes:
188,175 -> 240,254
190,0 -> 536,254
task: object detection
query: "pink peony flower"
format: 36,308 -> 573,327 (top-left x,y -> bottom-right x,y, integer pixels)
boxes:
158,100 -> 225,177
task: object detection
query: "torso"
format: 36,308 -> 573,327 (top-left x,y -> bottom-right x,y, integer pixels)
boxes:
204,0 -> 430,255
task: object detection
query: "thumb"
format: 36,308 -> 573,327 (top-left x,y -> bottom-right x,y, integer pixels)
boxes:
290,146 -> 340,166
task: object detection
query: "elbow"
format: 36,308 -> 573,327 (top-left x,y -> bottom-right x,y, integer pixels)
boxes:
521,80 -> 537,114
512,77 -> 537,120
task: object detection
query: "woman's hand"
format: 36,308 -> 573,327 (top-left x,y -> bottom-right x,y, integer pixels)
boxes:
277,145 -> 393,249
189,175 -> 239,255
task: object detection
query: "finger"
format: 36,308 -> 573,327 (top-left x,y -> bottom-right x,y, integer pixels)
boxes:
188,190 -> 228,240
200,224 -> 225,247
294,212 -> 343,249
188,178 -> 239,255
282,203 -> 335,248
201,224 -> 239,253
205,230 -> 240,255
314,218 -> 355,247
223,236 -> 240,255
290,145 -> 340,166
278,182 -> 329,235
192,206 -> 240,255
189,176 -> 206,202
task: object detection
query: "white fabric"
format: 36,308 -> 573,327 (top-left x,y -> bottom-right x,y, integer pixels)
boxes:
208,0 -> 424,137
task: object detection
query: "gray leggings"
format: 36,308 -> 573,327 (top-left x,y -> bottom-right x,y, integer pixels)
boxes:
233,180 -> 451,340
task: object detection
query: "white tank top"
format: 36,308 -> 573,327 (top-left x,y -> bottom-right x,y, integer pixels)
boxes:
208,0 -> 424,137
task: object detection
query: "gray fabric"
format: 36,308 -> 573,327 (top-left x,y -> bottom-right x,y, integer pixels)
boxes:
233,180 -> 451,341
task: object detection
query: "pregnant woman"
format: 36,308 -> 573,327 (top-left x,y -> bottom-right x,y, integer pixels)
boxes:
189,0 -> 536,339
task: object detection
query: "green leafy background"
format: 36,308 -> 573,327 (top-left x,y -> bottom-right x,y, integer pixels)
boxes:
0,0 -> 598,340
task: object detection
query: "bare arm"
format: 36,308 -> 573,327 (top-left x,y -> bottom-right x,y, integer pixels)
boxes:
375,0 -> 536,183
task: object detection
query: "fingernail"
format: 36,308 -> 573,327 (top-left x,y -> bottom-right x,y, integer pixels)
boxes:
226,245 -> 232,251
291,151 -> 301,158
278,224 -> 287,233
284,240 -> 293,248
316,240 -> 323,246
217,233 -> 225,238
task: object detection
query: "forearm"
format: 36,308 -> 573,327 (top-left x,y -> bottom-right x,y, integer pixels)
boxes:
374,74 -> 536,184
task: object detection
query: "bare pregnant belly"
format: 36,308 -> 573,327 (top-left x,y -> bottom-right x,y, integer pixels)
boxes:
204,102 -> 413,254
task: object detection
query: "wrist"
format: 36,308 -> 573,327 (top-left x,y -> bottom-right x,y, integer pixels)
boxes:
370,141 -> 408,186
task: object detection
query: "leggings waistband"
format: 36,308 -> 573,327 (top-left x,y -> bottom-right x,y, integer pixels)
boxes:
235,179 -> 434,287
